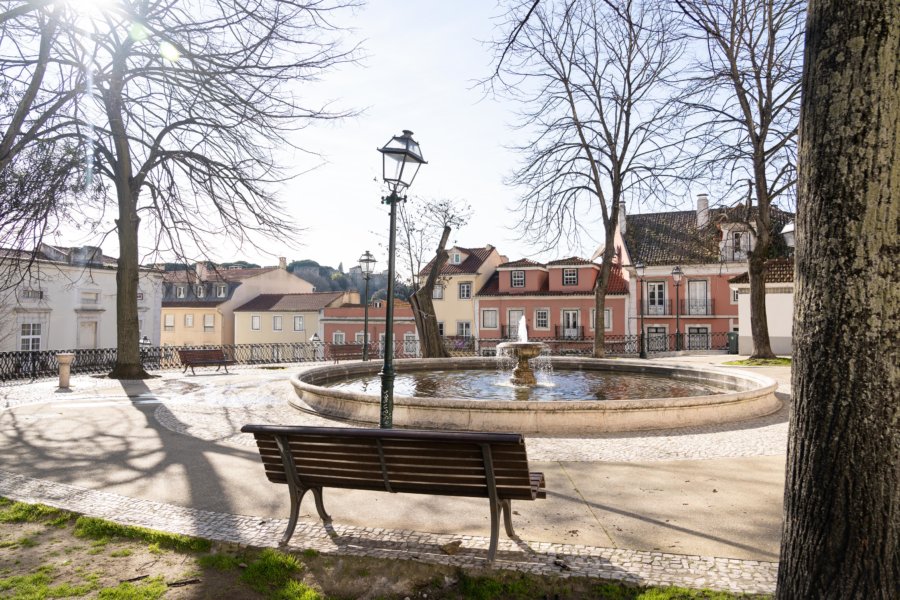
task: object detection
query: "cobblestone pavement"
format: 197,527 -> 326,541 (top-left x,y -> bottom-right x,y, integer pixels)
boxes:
0,357 -> 789,594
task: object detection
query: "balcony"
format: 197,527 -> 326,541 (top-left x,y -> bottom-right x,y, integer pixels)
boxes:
641,300 -> 673,316
554,325 -> 585,340
681,298 -> 715,316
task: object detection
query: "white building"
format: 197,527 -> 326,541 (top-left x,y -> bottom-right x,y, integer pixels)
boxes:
0,244 -> 164,352
729,258 -> 794,355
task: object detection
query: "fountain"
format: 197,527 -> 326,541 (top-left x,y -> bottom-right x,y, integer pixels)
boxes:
495,316 -> 545,386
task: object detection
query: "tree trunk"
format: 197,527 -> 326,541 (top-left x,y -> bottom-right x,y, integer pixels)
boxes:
748,164 -> 776,359
105,57 -> 149,380
592,204 -> 619,358
777,1 -> 899,597
411,225 -> 451,358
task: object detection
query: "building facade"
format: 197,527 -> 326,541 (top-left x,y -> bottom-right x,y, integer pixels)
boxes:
321,300 -> 419,356
0,244 -> 164,352
233,291 -> 357,345
729,258 -> 794,355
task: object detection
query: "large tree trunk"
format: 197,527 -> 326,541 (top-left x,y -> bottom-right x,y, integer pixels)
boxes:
748,164 -> 776,359
411,225 -> 451,358
592,203 -> 619,358
776,1 -> 899,597
105,58 -> 149,380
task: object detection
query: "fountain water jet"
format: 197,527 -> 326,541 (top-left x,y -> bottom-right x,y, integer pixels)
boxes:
495,316 -> 546,386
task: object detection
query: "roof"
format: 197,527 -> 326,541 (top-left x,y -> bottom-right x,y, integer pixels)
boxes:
623,206 -> 794,266
546,257 -> 597,267
477,265 -> 629,297
418,246 -> 496,276
497,258 -> 545,269
163,267 -> 276,283
728,258 -> 794,284
234,291 -> 345,312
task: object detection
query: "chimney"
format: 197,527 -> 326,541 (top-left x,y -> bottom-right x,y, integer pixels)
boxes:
194,261 -> 208,280
279,257 -> 287,270
618,200 -> 627,235
697,193 -> 709,228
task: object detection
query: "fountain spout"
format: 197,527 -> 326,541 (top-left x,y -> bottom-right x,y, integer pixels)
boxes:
496,315 -> 545,386
517,315 -> 529,343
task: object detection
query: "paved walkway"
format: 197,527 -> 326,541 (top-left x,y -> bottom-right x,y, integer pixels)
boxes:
0,356 -> 790,594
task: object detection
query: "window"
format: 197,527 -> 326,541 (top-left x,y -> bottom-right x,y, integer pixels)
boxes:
20,323 -> 41,351
687,280 -> 710,315
481,309 -> 498,329
458,282 -> 472,299
732,288 -> 740,303
216,284 -> 227,298
457,321 -> 471,337
535,309 -> 549,329
333,331 -> 346,345
22,289 -> 43,300
432,285 -> 444,300
175,285 -> 186,299
437,322 -> 444,337
251,315 -> 261,330
80,291 -> 99,304
687,326 -> 711,350
203,314 -> 215,331
273,316 -> 283,331
164,314 -> 175,331
562,268 -> 578,286
355,331 -> 366,344
647,282 -> 666,315
604,308 -> 612,330
511,270 -> 525,288
293,316 -> 304,331
195,285 -> 206,298
404,332 -> 418,355
451,252 -> 461,264
184,314 -> 194,327
136,291 -> 144,301
562,310 -> 579,338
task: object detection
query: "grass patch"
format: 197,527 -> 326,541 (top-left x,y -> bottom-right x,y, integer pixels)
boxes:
241,548 -> 302,593
96,576 -> 167,600
0,565 -> 99,599
73,516 -> 210,553
109,549 -> 133,558
0,500 -> 71,524
723,357 -> 791,367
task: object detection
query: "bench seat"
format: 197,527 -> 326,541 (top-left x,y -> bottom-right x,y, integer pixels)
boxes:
177,349 -> 234,375
241,424 -> 546,562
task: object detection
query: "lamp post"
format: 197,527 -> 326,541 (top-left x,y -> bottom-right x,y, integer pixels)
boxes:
635,261 -> 647,359
377,130 -> 427,428
358,251 -> 376,361
672,265 -> 683,351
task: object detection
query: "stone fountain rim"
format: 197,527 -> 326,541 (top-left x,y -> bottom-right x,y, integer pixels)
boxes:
290,357 -> 778,411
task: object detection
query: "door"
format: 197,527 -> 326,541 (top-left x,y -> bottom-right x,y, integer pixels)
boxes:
687,326 -> 711,350
647,282 -> 666,315
687,280 -> 709,315
507,309 -> 524,339
647,326 -> 668,351
562,310 -> 579,339
77,321 -> 98,349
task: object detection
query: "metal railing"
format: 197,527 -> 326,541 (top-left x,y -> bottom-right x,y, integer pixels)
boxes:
681,298 -> 716,316
0,333 -> 732,383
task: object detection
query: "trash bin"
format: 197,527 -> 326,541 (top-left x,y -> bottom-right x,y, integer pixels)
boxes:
727,332 -> 739,354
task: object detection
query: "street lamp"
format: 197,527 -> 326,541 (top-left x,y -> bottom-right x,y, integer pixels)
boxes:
635,261 -> 647,359
672,265 -> 683,351
358,250 -> 377,361
377,130 -> 427,428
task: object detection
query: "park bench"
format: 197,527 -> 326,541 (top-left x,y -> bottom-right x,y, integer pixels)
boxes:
177,348 -> 234,375
240,424 -> 546,562
327,343 -> 365,363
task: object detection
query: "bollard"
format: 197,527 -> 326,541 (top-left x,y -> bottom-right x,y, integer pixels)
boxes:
56,353 -> 75,388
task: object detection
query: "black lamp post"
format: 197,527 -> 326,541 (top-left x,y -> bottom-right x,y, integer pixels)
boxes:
377,130 -> 426,428
672,265 -> 683,351
635,261 -> 647,359
358,250 -> 376,361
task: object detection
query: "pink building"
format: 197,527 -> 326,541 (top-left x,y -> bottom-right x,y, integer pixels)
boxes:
475,257 -> 629,351
321,300 -> 419,356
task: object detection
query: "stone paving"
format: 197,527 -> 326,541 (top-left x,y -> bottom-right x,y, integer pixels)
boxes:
0,357 -> 790,594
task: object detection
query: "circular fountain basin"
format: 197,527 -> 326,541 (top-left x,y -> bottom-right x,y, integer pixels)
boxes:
289,357 -> 780,434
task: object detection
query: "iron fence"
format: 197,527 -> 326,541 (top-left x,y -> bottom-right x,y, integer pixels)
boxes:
0,332 -> 731,384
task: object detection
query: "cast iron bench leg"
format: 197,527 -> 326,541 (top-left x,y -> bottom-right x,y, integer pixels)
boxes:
487,497 -> 500,562
281,485 -> 307,545
312,487 -> 331,523
501,499 -> 515,537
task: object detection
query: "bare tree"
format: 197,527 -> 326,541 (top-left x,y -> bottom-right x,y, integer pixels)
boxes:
777,0 -> 899,596
490,0 -> 687,357
393,196 -> 471,358
1,0 -> 357,377
676,0 -> 804,359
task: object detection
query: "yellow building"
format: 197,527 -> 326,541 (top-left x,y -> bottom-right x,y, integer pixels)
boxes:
233,291 -> 357,345
418,245 -> 505,338
160,261 -> 314,347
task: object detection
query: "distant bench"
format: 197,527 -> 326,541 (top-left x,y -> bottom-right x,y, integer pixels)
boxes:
241,424 -> 546,562
327,343 -> 365,363
177,348 -> 234,375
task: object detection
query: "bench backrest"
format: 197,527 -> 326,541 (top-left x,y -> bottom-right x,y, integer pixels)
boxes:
177,349 -> 227,362
328,344 -> 364,357
241,425 -> 536,501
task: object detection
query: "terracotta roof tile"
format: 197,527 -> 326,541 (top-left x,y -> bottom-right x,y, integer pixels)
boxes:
624,206 -> 794,266
477,265 -> 628,296
419,246 -> 496,276
497,258 -> 545,269
728,258 -> 794,284
546,257 -> 596,267
234,292 -> 345,312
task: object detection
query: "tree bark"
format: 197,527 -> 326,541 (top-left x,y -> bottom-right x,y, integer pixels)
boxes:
777,0 -> 899,596
411,225 -> 451,358
592,205 -> 619,358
